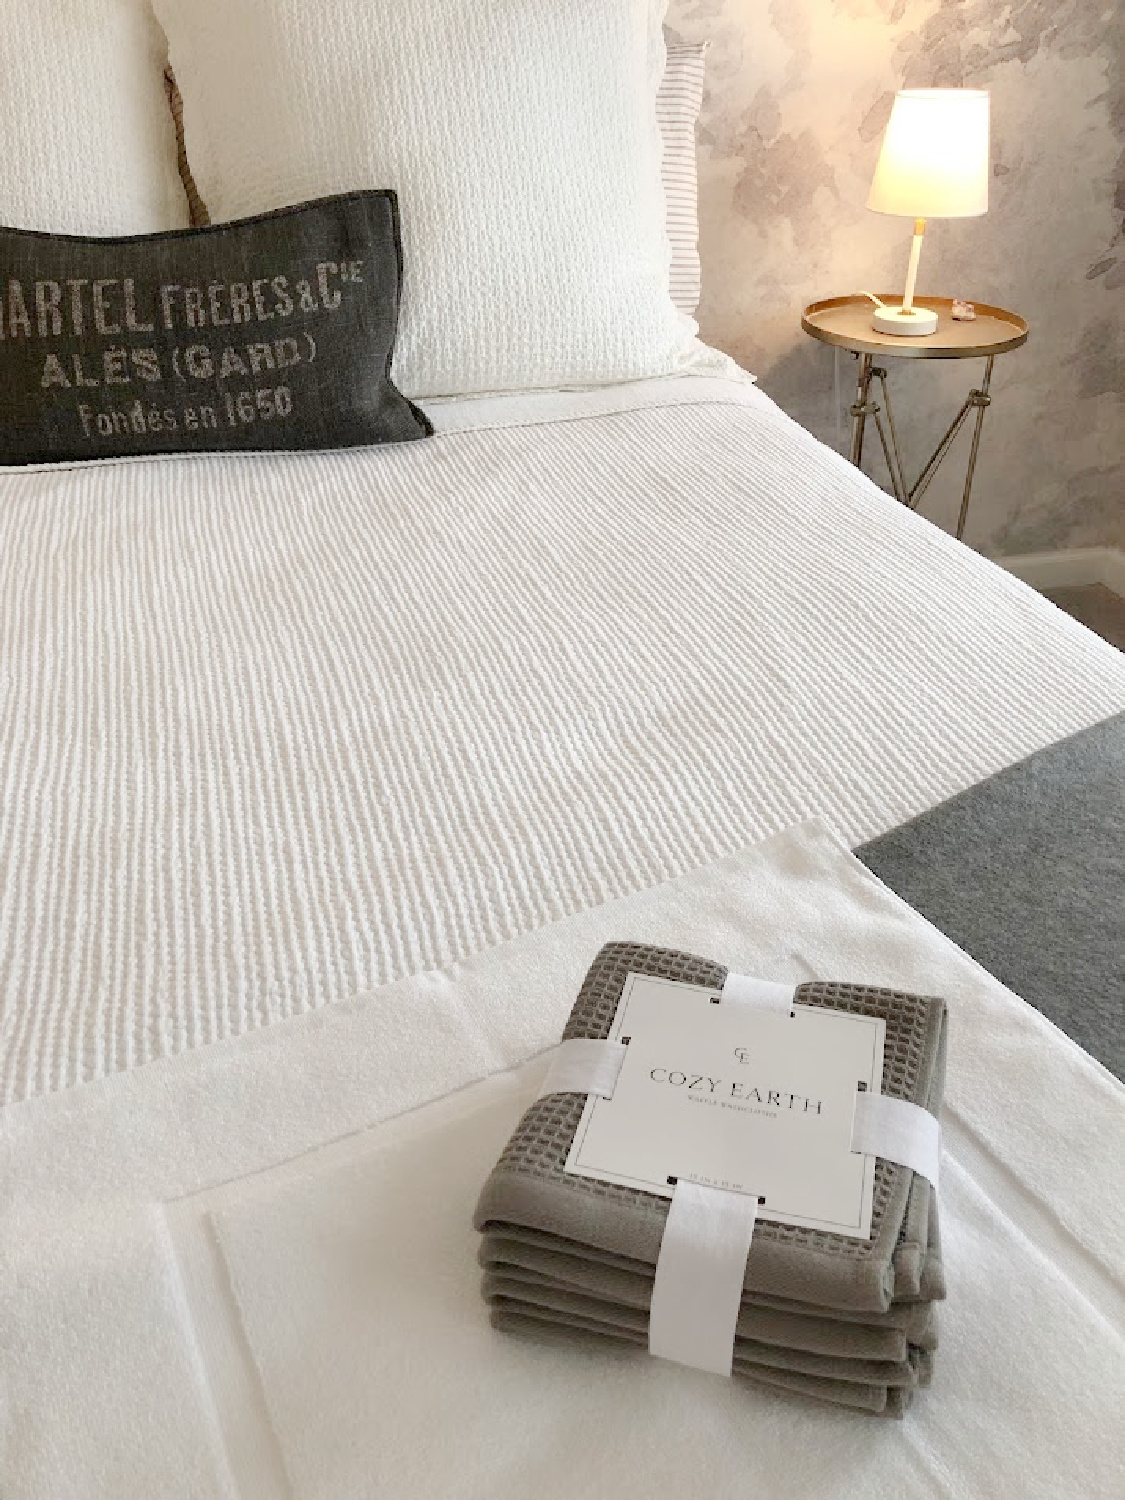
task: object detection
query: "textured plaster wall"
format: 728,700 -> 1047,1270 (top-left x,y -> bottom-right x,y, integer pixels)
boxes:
668,0 -> 1123,554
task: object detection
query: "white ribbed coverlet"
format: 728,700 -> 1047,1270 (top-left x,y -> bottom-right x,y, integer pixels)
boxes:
1,374 -> 1122,1102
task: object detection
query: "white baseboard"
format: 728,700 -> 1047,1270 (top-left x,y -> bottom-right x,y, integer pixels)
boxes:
997,547 -> 1125,596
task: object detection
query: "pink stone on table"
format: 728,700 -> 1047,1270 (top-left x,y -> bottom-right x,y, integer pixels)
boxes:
951,299 -> 977,321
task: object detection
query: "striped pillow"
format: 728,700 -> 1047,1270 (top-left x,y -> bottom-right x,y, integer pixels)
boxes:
658,41 -> 707,316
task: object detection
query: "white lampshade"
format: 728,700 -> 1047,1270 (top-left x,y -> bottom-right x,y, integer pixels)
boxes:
867,89 -> 989,219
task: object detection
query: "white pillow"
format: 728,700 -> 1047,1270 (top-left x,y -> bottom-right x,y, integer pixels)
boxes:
153,0 -> 693,399
0,0 -> 188,234
658,41 -> 707,317
165,38 -> 709,307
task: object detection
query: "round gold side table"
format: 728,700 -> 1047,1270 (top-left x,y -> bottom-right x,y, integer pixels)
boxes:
801,295 -> 1029,540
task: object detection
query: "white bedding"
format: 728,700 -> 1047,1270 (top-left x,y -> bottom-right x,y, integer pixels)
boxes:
1,365 -> 1123,1103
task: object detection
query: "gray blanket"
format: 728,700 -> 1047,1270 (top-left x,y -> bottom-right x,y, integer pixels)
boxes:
858,711 -> 1124,1079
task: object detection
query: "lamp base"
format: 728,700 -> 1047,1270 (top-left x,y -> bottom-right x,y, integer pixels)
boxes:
872,304 -> 938,336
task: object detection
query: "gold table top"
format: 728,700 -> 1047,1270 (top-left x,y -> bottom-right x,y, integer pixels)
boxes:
801,295 -> 1029,360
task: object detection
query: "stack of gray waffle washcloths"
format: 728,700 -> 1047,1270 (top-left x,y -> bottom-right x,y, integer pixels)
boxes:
474,942 -> 948,1418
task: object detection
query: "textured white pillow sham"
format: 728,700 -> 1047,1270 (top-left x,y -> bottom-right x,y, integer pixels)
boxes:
0,0 -> 188,234
164,37 -> 709,304
658,42 -> 707,317
153,0 -> 693,398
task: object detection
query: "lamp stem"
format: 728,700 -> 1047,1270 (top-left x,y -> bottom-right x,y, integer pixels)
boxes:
901,217 -> 926,311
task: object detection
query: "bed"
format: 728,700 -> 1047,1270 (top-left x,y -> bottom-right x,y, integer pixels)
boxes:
4,369 -> 1122,1103
3,366 -> 1124,1500
2,1 -> 1123,1493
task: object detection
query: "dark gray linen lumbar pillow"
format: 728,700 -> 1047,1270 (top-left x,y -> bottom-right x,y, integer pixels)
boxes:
0,191 -> 432,465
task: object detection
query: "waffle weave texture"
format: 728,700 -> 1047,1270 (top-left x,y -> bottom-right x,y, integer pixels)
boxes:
479,941 -> 947,1307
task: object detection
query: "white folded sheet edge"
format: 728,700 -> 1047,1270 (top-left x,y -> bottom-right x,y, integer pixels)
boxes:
536,979 -> 943,1377
0,353 -> 759,474
537,999 -> 942,1188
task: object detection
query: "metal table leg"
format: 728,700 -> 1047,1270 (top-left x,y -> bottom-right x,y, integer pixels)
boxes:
849,353 -> 874,465
872,366 -> 909,506
848,353 -> 996,543
955,355 -> 994,541
848,354 -> 908,506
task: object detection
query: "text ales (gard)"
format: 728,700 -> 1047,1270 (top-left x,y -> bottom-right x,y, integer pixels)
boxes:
0,264 -> 362,396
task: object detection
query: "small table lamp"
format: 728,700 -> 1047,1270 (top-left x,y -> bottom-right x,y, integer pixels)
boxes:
867,88 -> 989,335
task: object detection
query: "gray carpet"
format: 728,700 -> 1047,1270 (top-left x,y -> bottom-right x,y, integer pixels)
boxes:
858,712 -> 1124,1080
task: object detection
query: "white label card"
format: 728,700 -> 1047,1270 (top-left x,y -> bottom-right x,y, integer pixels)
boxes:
564,974 -> 886,1238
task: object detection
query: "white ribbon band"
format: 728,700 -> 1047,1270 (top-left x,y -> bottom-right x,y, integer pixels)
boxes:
720,974 -> 795,1012
648,1180 -> 760,1376
536,1037 -> 627,1101
851,1091 -> 941,1191
535,1038 -> 941,1189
